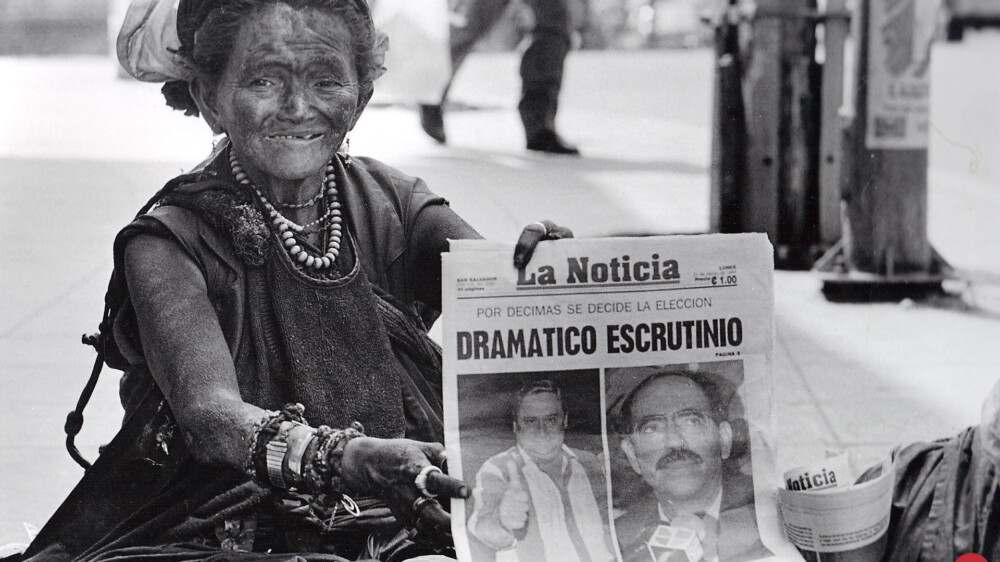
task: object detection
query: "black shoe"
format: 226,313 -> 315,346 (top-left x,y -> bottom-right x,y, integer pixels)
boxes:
526,129 -> 580,155
420,104 -> 446,144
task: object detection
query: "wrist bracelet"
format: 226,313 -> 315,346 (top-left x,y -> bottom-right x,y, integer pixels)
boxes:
284,423 -> 316,485
265,431 -> 289,488
248,403 -> 306,487
248,405 -> 366,504
246,408 -> 279,477
304,421 -> 365,496
263,421 -> 317,488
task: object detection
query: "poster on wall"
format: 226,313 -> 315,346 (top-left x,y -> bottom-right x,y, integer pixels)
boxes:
865,0 -> 941,149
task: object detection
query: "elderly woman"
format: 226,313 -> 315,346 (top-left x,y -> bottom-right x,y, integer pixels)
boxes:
17,1 -> 569,560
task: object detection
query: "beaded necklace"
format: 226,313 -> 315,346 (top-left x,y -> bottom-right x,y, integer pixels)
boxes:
274,187 -> 325,210
229,153 -> 343,270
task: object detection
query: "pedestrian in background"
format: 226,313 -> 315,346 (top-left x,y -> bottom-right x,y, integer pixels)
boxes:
420,0 -> 583,155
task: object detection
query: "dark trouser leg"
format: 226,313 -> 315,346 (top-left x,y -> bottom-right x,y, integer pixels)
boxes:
519,0 -> 572,137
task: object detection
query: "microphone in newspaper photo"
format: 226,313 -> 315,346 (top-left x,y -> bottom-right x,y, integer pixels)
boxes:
646,523 -> 705,562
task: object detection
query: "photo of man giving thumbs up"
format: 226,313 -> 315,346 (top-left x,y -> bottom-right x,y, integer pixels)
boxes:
463,375 -> 615,562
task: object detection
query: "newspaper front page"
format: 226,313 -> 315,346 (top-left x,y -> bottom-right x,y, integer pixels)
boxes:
442,234 -> 800,562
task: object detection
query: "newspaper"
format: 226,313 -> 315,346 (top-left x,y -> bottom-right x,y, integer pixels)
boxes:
777,454 -> 895,561
441,234 -> 800,562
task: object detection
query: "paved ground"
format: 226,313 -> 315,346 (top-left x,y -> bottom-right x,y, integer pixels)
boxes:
1,33 -> 999,549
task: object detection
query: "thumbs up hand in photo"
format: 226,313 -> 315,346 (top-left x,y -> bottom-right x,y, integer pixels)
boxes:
499,460 -> 531,531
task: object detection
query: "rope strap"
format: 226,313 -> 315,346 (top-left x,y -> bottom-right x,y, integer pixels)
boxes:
66,321 -> 109,470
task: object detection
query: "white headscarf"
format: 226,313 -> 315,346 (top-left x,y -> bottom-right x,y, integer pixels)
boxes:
116,0 -> 192,82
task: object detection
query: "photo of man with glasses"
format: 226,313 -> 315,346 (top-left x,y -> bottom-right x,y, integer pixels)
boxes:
610,365 -> 771,562
464,376 -> 614,562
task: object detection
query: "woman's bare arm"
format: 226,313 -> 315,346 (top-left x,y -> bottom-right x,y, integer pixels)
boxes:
124,233 -> 263,467
408,203 -> 482,312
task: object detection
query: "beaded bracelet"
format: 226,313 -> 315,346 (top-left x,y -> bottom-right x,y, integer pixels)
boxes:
248,403 -> 307,487
248,403 -> 365,501
303,421 -> 365,496
246,408 -> 279,478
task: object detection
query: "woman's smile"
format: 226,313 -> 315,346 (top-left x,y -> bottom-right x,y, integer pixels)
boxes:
266,132 -> 324,141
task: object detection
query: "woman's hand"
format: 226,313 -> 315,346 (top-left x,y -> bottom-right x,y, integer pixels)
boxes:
512,220 -> 574,269
340,437 -> 470,542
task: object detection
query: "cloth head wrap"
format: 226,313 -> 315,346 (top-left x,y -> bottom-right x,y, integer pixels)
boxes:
117,0 -> 189,82
117,0 -> 377,83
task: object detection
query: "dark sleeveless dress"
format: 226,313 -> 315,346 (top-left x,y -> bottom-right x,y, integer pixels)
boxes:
19,153 -> 466,562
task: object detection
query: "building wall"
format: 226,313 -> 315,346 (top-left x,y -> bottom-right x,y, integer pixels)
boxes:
0,0 -> 108,55
1,0 -> 106,21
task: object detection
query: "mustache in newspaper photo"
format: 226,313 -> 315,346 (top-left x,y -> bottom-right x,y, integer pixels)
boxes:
656,448 -> 704,470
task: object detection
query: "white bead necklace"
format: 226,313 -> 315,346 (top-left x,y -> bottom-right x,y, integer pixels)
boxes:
229,153 -> 343,270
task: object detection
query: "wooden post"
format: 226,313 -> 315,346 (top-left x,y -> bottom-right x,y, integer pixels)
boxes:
736,0 -> 819,266
775,0 -> 820,265
710,0 -> 844,268
818,0 -> 849,245
844,0 -> 934,275
739,0 -> 783,240
710,2 -> 746,234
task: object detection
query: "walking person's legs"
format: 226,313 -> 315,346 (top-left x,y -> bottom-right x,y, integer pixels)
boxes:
421,0 -> 513,143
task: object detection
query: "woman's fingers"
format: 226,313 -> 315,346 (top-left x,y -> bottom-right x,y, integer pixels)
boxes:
513,223 -> 547,269
414,442 -> 469,498
425,470 -> 470,499
353,438 -> 467,539
351,439 -> 464,546
512,220 -> 574,269
546,222 -> 573,240
419,442 -> 448,470
386,473 -> 453,546
412,496 -> 453,536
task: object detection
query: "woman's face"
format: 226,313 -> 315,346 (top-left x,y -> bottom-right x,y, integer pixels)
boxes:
202,4 -> 362,184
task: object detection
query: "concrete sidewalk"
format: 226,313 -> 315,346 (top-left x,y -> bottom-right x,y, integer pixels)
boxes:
2,42 -> 999,548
